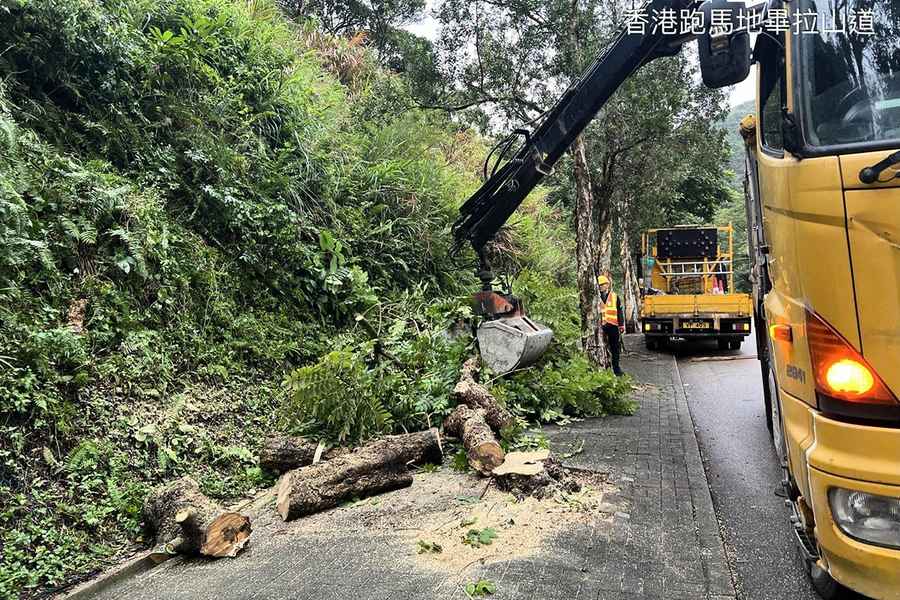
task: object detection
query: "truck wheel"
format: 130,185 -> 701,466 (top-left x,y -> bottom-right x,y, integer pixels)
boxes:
807,559 -> 852,600
768,357 -> 789,463
762,361 -> 774,435
717,338 -> 729,350
728,339 -> 741,350
645,337 -> 658,351
758,322 -> 774,435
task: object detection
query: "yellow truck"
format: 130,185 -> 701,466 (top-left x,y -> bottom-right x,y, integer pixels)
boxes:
640,225 -> 753,350
738,3 -> 900,598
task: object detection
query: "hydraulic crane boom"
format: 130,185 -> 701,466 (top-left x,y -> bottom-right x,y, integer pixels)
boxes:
452,0 -> 704,258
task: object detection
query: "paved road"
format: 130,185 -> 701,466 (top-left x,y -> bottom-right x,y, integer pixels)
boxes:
671,332 -> 820,600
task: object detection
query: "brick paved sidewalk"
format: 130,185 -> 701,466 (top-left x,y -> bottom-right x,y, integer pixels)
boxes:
542,339 -> 736,600
81,337 -> 735,600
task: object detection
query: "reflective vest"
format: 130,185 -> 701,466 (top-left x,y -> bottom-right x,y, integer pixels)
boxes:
601,291 -> 619,326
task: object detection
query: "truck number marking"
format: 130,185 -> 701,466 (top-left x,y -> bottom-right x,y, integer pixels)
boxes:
786,364 -> 806,384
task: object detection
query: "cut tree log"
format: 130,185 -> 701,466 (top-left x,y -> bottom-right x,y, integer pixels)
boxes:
258,435 -> 347,473
276,428 -> 442,521
452,358 -> 515,433
142,476 -> 251,558
443,405 -> 505,475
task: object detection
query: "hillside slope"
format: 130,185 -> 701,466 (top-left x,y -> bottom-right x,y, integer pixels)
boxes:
0,2 -> 631,597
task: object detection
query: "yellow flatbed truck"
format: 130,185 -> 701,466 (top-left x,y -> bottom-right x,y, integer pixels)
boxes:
640,225 -> 752,350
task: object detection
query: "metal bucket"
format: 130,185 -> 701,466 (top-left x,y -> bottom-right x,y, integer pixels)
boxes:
477,316 -> 554,375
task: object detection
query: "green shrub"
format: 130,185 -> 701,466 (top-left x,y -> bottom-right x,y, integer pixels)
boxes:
0,0 -> 609,596
280,294 -> 473,444
494,355 -> 635,423
282,350 -> 393,444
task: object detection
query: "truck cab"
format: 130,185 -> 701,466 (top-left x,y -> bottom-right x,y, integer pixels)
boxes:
739,1 -> 900,597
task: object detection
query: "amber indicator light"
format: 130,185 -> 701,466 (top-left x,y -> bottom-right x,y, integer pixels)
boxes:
806,310 -> 896,405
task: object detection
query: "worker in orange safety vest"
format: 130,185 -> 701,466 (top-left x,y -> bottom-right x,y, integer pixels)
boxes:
598,274 -> 625,376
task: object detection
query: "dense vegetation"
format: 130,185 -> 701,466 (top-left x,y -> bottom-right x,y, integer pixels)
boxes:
713,98 -> 757,292
0,1 -> 632,596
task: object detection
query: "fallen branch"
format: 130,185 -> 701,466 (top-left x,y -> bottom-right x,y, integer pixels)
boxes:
142,477 -> 251,558
443,405 -> 505,475
276,428 -> 442,521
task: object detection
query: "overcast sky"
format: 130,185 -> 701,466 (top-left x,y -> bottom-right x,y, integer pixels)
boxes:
403,2 -> 757,110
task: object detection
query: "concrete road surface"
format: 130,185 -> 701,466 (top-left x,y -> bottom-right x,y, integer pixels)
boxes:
671,332 -> 823,600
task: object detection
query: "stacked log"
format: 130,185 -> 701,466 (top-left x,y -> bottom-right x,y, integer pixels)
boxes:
276,428 -> 442,521
443,405 -> 505,475
142,477 -> 251,558
258,435 -> 348,473
444,357 -> 518,473
452,358 -> 515,432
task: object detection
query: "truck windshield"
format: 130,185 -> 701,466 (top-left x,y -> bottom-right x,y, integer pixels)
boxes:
797,0 -> 900,148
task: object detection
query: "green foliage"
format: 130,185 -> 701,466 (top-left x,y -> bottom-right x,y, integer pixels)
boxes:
416,540 -> 443,554
504,431 -> 551,453
462,527 -> 498,547
465,579 -> 497,597
0,0 -> 631,596
282,350 -> 394,444
493,354 -> 635,423
451,449 -> 472,472
0,0 -> 482,594
714,189 -> 752,293
281,293 -> 472,443
718,100 -> 755,292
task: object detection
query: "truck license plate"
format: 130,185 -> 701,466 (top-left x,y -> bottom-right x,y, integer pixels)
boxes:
682,320 -> 711,330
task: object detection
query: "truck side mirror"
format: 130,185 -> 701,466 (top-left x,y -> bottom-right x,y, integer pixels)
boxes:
698,0 -> 751,88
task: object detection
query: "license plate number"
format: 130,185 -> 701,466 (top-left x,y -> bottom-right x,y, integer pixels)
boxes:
682,321 -> 711,330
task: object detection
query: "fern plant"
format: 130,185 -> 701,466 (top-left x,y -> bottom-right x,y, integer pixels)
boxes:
281,350 -> 392,444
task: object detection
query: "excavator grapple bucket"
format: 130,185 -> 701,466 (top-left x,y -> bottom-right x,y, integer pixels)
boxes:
477,316 -> 553,375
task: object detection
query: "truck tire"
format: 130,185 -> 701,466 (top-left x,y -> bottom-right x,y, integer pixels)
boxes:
762,357 -> 774,435
717,338 -> 729,350
728,339 -> 742,350
645,337 -> 658,351
756,314 -> 774,435
807,559 -> 852,600
768,361 -> 788,463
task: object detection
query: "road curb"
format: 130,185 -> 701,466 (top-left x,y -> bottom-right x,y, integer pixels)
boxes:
672,355 -> 739,598
59,552 -> 174,600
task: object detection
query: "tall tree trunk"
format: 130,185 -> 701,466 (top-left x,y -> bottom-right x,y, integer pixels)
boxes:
597,217 -> 613,275
619,223 -> 641,332
572,135 -> 607,366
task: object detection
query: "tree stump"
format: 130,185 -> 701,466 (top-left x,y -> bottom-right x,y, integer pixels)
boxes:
443,405 -> 505,475
258,435 -> 347,473
493,455 -> 580,499
142,477 -> 251,557
276,428 -> 442,521
452,358 -> 515,433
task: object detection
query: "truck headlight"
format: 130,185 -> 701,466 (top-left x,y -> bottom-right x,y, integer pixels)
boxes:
829,488 -> 900,549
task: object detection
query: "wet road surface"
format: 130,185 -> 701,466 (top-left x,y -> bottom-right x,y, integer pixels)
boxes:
671,333 -> 821,600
